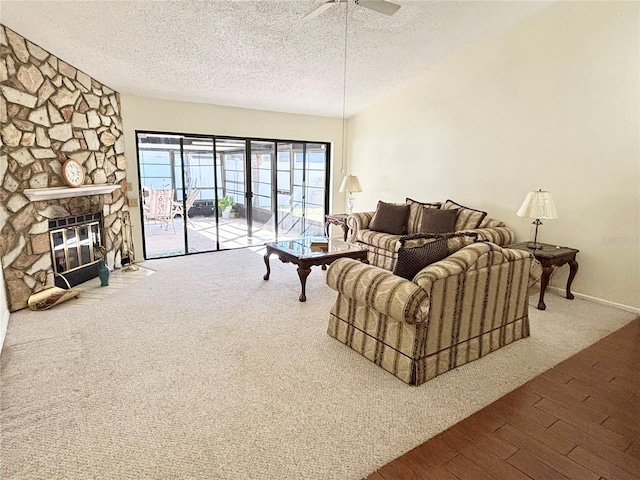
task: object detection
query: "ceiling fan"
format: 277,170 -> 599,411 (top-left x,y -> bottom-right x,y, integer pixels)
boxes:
303,0 -> 401,20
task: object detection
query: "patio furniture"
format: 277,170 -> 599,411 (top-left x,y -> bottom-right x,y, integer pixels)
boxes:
173,188 -> 201,227
144,188 -> 176,233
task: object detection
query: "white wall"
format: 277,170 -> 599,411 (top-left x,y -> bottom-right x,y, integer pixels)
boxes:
0,272 -> 9,354
348,2 -> 639,309
120,95 -> 347,258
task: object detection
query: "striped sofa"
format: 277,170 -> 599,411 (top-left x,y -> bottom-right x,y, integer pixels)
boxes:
326,242 -> 542,386
346,200 -> 515,271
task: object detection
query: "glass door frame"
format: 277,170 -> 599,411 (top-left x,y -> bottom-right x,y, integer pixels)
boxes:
135,129 -> 331,260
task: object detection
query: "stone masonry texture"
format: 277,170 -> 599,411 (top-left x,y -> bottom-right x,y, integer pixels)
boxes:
0,25 -> 129,311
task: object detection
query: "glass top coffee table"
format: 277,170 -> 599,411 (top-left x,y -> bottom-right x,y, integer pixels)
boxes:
263,237 -> 368,302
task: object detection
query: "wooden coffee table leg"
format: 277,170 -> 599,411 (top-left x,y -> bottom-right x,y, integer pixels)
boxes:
566,260 -> 578,300
263,253 -> 271,280
297,266 -> 311,302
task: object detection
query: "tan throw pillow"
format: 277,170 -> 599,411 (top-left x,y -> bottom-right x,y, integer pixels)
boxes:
393,237 -> 449,280
405,198 -> 441,234
443,200 -> 487,230
369,201 -> 410,235
420,208 -> 458,233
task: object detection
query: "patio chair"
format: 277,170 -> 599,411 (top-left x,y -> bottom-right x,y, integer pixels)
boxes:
144,188 -> 176,233
172,188 -> 200,227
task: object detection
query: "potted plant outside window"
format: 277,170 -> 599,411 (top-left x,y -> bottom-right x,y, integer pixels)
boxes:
218,195 -> 234,219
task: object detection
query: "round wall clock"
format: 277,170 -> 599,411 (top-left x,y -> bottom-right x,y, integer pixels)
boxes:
62,159 -> 85,188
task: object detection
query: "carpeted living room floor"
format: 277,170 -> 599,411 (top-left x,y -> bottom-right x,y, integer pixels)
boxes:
1,248 -> 637,479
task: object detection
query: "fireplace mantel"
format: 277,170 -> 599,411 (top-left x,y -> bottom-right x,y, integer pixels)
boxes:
24,185 -> 121,201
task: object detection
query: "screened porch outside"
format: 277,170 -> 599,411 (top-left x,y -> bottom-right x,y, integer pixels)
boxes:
143,207 -> 325,259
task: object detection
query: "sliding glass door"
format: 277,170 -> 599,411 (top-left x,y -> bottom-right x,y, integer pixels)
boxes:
181,136 -> 217,254
137,135 -> 187,257
249,141 -> 276,241
304,143 -> 328,237
136,131 -> 329,260
275,143 -> 327,238
217,138 -> 257,248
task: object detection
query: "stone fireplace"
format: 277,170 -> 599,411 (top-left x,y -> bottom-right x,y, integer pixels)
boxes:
1,25 -> 130,311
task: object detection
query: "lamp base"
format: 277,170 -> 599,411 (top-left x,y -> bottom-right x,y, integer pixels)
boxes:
347,194 -> 355,215
527,219 -> 544,250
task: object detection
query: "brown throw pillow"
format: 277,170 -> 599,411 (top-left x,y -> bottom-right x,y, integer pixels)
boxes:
443,200 -> 487,230
420,208 -> 458,233
405,198 -> 441,234
393,237 -> 449,280
369,201 -> 410,235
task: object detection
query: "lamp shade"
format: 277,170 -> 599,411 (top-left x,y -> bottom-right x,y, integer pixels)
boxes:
516,190 -> 558,219
339,175 -> 362,193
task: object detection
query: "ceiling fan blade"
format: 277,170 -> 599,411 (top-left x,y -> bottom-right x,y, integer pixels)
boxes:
356,0 -> 401,16
302,1 -> 337,20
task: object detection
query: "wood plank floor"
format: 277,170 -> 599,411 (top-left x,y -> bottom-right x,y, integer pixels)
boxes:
365,316 -> 640,480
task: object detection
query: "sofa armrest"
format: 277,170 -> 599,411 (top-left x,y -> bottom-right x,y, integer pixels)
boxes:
346,211 -> 374,243
479,217 -> 505,228
326,258 -> 430,324
461,226 -> 515,246
413,242 -> 539,291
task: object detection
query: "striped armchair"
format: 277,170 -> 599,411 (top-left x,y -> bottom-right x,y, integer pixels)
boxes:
326,242 -> 542,386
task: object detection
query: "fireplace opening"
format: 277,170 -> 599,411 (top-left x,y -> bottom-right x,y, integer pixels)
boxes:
49,212 -> 104,289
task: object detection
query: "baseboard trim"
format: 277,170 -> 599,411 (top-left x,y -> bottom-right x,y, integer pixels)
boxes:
547,286 -> 640,314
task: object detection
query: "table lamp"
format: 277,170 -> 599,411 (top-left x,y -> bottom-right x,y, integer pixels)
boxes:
339,175 -> 362,214
516,189 -> 558,250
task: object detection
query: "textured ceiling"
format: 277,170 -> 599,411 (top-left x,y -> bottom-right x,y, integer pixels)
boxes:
1,1 -> 552,118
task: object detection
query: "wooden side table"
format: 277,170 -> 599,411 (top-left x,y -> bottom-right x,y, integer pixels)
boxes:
324,213 -> 349,241
508,242 -> 579,311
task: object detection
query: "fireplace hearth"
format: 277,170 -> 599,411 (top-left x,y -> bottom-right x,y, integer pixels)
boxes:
49,213 -> 104,289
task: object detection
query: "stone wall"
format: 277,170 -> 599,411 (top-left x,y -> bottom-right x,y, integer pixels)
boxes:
0,25 -> 129,311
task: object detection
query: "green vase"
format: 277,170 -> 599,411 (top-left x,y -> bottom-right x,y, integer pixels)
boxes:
98,261 -> 110,287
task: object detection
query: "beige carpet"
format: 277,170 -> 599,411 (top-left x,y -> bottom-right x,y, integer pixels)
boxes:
1,248 -> 636,479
